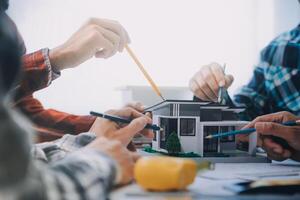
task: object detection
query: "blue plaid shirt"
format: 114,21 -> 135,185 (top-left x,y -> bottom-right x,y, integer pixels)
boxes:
232,24 -> 300,120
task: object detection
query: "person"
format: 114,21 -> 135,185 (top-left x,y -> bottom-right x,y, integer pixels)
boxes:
189,23 -> 300,121
244,111 -> 300,162
2,0 -> 141,143
0,13 -> 152,199
189,6 -> 300,154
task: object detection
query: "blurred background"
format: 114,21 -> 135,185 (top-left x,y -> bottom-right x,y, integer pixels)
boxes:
7,0 -> 300,114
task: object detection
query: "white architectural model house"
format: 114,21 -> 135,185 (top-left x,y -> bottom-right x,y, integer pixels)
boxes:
146,100 -> 269,163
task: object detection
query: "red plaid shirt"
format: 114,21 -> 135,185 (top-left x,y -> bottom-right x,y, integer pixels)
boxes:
14,49 -> 96,143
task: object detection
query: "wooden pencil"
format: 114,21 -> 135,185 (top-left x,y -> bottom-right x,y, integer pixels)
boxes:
125,44 -> 165,101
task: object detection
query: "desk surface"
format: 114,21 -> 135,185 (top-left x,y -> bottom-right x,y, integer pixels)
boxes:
110,162 -> 300,200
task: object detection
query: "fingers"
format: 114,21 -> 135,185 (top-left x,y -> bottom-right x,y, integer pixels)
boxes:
243,112 -> 286,130
210,63 -> 226,87
262,137 -> 284,154
88,18 -> 130,52
248,111 -> 299,128
84,18 -> 130,59
189,63 -> 234,102
140,112 -> 154,138
262,137 -> 291,161
255,122 -> 295,141
189,79 -> 211,101
105,107 -> 152,145
117,116 -> 151,144
193,72 -> 217,101
94,34 -> 115,59
106,107 -> 144,119
116,147 -> 135,185
201,65 -> 219,98
224,74 -> 234,89
265,149 -> 291,161
125,102 -> 145,112
97,26 -> 120,57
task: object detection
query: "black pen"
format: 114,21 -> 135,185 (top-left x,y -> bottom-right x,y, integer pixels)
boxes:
90,111 -> 162,131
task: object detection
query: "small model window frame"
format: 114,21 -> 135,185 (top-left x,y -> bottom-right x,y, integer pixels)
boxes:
153,131 -> 157,141
180,118 -> 196,136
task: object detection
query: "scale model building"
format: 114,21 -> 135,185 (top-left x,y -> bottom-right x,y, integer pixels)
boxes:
146,100 -> 268,162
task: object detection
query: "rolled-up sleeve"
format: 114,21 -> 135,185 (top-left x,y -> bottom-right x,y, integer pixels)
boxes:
15,48 -> 60,99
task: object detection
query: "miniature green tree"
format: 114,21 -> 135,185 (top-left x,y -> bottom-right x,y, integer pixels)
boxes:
166,132 -> 181,156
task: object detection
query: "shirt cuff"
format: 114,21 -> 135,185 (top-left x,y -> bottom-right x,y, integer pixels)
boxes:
67,147 -> 118,186
52,148 -> 118,193
41,48 -> 61,85
84,147 -> 121,185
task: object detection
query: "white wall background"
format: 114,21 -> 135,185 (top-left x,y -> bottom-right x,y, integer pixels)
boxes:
7,0 -> 300,115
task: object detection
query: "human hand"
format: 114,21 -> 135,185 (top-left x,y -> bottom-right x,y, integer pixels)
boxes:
242,111 -> 300,161
121,101 -> 151,151
49,18 -> 130,71
87,137 -> 140,185
189,63 -> 234,102
124,101 -> 145,113
89,107 -> 154,146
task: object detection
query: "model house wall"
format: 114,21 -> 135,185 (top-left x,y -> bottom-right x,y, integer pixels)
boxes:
147,100 -> 252,157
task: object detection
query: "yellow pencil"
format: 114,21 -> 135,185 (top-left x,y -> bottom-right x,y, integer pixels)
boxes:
125,44 -> 165,101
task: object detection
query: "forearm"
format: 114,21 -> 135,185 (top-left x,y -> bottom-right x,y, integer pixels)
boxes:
48,148 -> 117,200
10,149 -> 117,200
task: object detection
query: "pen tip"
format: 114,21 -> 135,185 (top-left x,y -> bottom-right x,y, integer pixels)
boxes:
205,135 -> 212,139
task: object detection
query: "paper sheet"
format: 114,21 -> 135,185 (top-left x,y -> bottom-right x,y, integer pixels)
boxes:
199,163 -> 300,181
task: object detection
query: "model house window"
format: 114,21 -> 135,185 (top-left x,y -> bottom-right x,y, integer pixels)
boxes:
153,131 -> 157,141
180,118 -> 196,136
160,118 -> 168,141
203,126 -> 219,153
160,130 -> 165,141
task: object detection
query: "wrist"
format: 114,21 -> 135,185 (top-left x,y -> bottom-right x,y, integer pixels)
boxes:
49,45 -> 68,72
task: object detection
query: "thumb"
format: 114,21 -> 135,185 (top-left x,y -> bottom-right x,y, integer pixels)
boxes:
224,74 -> 234,88
116,116 -> 149,144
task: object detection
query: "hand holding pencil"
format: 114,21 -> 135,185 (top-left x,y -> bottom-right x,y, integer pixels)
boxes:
240,111 -> 300,162
189,62 -> 234,102
89,107 -> 154,147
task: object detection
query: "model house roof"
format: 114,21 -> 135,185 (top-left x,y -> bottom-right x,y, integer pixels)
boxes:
145,99 -> 245,113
